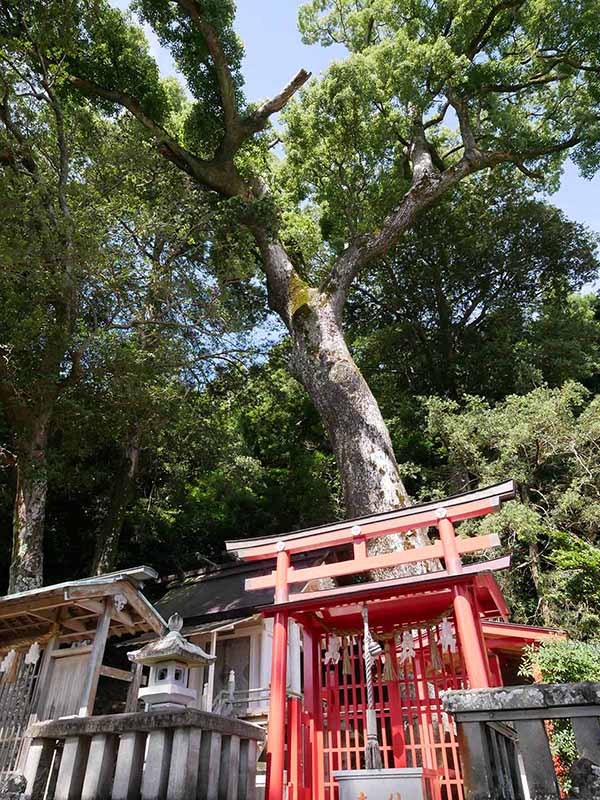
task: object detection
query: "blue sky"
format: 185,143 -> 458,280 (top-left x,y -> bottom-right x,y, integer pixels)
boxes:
117,0 -> 599,237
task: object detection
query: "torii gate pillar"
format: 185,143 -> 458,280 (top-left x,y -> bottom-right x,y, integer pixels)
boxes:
438,510 -> 490,688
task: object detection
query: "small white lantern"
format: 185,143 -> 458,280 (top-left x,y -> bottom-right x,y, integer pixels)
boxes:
128,612 -> 215,710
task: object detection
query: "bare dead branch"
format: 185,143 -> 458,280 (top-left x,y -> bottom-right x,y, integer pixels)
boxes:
252,69 -> 311,122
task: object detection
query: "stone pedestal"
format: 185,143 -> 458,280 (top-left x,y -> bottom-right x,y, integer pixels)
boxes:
334,768 -> 435,800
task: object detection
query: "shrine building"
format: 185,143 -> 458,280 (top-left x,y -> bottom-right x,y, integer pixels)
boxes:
224,479 -> 564,800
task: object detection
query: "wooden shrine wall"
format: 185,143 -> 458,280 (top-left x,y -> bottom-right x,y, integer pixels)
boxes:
318,617 -> 468,800
37,647 -> 91,721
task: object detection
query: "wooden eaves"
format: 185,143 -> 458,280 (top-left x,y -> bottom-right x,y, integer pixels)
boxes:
0,566 -> 166,653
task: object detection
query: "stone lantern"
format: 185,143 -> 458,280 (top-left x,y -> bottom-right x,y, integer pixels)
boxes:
128,612 -> 215,710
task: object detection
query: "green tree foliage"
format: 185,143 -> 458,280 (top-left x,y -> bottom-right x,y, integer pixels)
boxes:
0,41 -> 120,589
520,638 -> 600,684
81,116 -> 267,574
1,0 -> 600,625
425,382 -> 600,637
289,0 -> 600,248
347,175 -> 600,401
5,350 -> 338,586
123,356 -> 339,574
3,0 -> 597,525
0,32 -> 264,588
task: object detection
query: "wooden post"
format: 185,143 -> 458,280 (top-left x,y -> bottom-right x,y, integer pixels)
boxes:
205,630 -> 217,713
453,587 -> 490,689
198,730 -> 222,800
437,509 -> 491,688
140,729 -> 173,800
78,599 -> 113,717
54,736 -> 90,800
414,653 -> 437,772
287,695 -> 302,800
219,734 -> 241,800
239,738 -> 258,800
30,634 -> 58,718
489,652 -> 503,688
436,511 -> 462,575
23,739 -> 55,800
387,635 -> 407,768
288,619 -> 302,695
167,727 -> 202,800
125,662 -> 143,713
265,546 -> 290,800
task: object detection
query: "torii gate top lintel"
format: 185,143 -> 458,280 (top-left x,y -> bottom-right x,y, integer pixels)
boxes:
226,480 -> 517,597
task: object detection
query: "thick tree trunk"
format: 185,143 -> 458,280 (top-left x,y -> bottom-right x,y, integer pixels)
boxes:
290,298 -> 404,516
252,235 -> 431,562
93,431 -> 141,575
288,293 -> 431,556
9,419 -> 50,593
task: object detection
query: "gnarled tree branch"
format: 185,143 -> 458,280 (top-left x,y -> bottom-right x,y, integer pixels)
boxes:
174,0 -> 310,160
70,77 -> 246,197
322,121 -> 583,316
323,156 -> 480,315
448,90 -> 480,161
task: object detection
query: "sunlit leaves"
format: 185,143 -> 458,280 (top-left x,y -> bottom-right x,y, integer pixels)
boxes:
425,383 -> 600,635
293,0 -> 600,245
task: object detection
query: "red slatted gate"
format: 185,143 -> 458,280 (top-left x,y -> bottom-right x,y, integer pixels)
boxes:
317,617 -> 467,800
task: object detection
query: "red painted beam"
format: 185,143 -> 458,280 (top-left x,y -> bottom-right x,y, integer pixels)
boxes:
227,480 -> 516,560
259,557 -> 511,617
482,622 -> 567,641
235,496 -> 501,561
245,532 -> 500,591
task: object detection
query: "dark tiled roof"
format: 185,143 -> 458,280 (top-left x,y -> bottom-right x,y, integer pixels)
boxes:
155,560 -> 276,622
155,551 -> 330,624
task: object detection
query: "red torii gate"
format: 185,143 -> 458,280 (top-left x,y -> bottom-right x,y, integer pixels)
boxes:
226,480 -> 518,800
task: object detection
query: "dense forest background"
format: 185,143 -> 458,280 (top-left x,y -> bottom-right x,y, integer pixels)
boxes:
1,0 -> 600,640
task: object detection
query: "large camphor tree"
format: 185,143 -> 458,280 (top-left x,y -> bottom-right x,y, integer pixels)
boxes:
4,0 -> 600,541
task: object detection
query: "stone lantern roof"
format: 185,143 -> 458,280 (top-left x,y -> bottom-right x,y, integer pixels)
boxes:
128,612 -> 215,667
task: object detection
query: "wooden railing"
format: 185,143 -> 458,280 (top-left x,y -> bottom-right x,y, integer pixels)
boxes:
442,681 -> 600,800
22,706 -> 265,800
